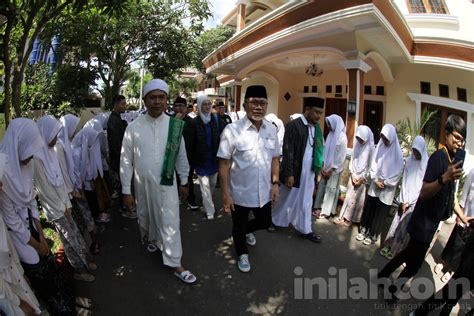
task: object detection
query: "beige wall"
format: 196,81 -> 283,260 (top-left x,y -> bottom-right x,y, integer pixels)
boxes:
240,75 -> 279,115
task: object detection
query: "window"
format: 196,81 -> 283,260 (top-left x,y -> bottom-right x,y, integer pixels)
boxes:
407,0 -> 449,14
422,103 -> 466,148
420,82 -> 431,95
439,84 -> 449,98
364,85 -> 372,95
304,86 -> 309,93
376,86 -> 385,96
311,85 -> 317,93
457,88 -> 467,102
335,85 -> 342,94
326,85 -> 332,93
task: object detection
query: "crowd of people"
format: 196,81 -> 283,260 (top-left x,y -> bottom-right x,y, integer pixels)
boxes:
0,77 -> 473,315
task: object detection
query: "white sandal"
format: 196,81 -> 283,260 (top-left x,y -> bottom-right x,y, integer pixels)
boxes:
174,270 -> 197,284
434,263 -> 443,274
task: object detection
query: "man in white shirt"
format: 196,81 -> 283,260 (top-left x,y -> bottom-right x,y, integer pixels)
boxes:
217,85 -> 280,273
120,79 -> 197,284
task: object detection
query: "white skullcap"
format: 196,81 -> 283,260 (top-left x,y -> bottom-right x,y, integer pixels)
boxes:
143,79 -> 169,98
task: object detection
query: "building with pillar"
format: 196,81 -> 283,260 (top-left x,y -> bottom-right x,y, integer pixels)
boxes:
203,0 -> 474,169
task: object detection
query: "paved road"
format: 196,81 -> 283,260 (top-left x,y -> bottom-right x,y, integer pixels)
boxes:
75,185 -> 473,315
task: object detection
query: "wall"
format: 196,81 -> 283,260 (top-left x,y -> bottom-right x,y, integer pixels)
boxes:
393,0 -> 474,43
240,75 -> 279,115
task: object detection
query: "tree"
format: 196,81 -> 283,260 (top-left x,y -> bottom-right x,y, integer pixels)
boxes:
192,26 -> 235,73
53,0 -> 211,108
0,0 -> 123,124
396,109 -> 438,156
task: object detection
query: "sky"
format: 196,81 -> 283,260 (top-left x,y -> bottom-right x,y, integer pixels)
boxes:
205,0 -> 231,29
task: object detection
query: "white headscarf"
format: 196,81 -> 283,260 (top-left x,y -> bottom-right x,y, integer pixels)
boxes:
323,114 -> 346,170
351,125 -> 374,176
290,113 -> 302,121
95,112 -> 110,129
400,135 -> 428,204
83,118 -> 104,177
71,127 -> 101,185
0,118 -> 45,206
35,115 -> 64,187
58,114 -> 80,185
197,95 -> 211,124
265,113 -> 285,145
143,78 -> 169,97
371,124 -> 404,180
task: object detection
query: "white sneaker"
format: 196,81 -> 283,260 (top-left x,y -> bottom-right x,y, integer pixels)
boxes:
246,233 -> 256,246
207,214 -> 214,220
237,254 -> 251,272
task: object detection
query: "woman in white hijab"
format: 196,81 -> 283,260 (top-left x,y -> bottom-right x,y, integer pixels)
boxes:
34,115 -> 96,282
82,119 -> 111,223
335,125 -> 374,226
265,113 -> 285,152
0,152 -> 41,316
0,118 -> 75,315
189,95 -> 223,219
357,124 -> 404,246
58,114 -> 80,186
380,135 -> 428,259
313,114 -> 348,219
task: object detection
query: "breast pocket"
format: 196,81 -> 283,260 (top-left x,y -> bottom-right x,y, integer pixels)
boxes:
234,140 -> 255,169
263,137 -> 276,160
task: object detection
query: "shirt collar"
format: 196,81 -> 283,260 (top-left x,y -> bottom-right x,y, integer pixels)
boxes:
300,115 -> 309,126
242,115 -> 266,131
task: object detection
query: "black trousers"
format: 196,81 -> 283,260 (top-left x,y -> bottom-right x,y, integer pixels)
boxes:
378,237 -> 431,289
360,195 -> 391,237
414,232 -> 474,315
22,255 -> 75,316
231,202 -> 272,256
84,189 -> 100,220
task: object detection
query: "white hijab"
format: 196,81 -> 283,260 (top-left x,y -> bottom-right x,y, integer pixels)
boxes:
83,118 -> 104,177
95,112 -> 110,129
371,124 -> 404,180
71,127 -> 100,184
400,135 -> 428,204
265,113 -> 285,145
323,114 -> 346,170
58,114 -> 80,185
197,95 -> 211,124
0,118 -> 45,207
35,115 -> 64,187
351,125 -> 374,176
290,113 -> 302,121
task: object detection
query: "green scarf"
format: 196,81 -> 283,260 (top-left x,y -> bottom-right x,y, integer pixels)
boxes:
160,117 -> 185,186
312,122 -> 324,174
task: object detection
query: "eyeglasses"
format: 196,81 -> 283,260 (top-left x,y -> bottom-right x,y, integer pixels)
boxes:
247,100 -> 268,107
450,132 -> 465,145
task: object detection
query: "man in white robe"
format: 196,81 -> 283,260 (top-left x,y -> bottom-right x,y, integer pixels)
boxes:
272,97 -> 324,242
120,79 -> 197,284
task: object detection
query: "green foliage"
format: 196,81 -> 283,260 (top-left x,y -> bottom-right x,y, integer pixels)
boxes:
168,78 -> 198,100
396,109 -> 438,156
20,63 -> 95,117
193,26 -> 235,72
126,70 -> 153,101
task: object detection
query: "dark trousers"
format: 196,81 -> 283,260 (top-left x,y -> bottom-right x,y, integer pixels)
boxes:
360,195 -> 391,237
378,237 -> 431,289
187,166 -> 196,204
22,255 -> 75,315
414,232 -> 474,315
231,202 -> 272,256
84,189 -> 100,220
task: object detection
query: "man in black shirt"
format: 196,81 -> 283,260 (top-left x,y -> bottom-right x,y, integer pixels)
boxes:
107,95 -> 136,218
216,102 -> 232,125
378,114 -> 470,296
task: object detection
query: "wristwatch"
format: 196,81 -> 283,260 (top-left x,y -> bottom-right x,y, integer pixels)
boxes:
437,175 -> 444,186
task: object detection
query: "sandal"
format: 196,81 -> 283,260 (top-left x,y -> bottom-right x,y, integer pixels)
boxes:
380,246 -> 390,257
312,209 -> 321,217
302,232 -> 322,243
441,272 -> 453,283
342,220 -> 352,227
434,263 -> 444,275
362,237 -> 373,245
333,218 -> 343,225
90,242 -> 101,255
386,251 -> 394,260
76,307 -> 92,316
147,243 -> 158,253
76,297 -> 93,309
174,270 -> 197,284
